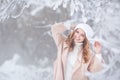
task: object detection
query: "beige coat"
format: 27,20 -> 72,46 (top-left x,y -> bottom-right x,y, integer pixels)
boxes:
51,23 -> 104,80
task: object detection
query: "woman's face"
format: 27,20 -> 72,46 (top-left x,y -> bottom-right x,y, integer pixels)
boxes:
74,28 -> 85,43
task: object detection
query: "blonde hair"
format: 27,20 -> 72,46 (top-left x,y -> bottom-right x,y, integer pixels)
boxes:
65,28 -> 90,63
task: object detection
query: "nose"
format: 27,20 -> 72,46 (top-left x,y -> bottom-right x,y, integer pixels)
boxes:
76,34 -> 81,38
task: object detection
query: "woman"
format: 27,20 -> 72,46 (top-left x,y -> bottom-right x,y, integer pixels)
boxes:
51,23 -> 105,80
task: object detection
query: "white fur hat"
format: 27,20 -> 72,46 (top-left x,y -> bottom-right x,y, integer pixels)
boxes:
74,23 -> 94,39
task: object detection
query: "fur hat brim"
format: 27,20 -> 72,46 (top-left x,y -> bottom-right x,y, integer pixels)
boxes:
74,23 -> 94,39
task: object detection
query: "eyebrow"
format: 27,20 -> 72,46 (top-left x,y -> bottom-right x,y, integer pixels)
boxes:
76,30 -> 85,34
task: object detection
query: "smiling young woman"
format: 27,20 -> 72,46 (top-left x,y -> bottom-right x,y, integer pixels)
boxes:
51,23 -> 105,80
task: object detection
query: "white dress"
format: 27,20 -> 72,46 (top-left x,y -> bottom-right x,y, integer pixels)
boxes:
64,42 -> 83,80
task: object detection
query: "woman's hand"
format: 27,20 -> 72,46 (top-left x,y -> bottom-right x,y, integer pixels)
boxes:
64,22 -> 76,30
93,41 -> 102,54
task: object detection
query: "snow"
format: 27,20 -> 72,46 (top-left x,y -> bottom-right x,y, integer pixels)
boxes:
0,0 -> 120,80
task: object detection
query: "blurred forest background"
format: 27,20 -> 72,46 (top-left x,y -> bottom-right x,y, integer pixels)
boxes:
0,0 -> 120,80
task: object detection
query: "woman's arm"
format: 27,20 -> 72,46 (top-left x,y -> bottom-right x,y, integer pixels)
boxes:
87,41 -> 105,72
87,54 -> 105,72
51,23 -> 67,47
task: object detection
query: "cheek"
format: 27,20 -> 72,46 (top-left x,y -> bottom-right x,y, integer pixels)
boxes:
79,36 -> 85,41
73,33 -> 77,38
74,33 -> 79,37
81,37 -> 85,40
74,35 -> 79,40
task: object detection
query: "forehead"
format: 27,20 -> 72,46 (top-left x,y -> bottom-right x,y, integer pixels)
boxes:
76,28 -> 85,34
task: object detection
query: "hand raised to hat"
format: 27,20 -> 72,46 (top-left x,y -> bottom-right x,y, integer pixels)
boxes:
64,22 -> 76,30
93,41 -> 102,54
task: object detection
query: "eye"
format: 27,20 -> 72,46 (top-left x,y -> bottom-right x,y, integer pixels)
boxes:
76,30 -> 79,33
81,34 -> 85,37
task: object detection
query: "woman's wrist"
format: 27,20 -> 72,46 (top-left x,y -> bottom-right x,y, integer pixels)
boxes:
96,53 -> 103,61
64,22 -> 71,30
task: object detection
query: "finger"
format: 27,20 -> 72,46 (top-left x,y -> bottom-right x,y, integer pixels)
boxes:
94,41 -> 101,47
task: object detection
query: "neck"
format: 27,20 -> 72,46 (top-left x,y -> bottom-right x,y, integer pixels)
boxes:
74,42 -> 83,48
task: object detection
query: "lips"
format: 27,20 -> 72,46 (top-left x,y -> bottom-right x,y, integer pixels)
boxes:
76,39 -> 80,40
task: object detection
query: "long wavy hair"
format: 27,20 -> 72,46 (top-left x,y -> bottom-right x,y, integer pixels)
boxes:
65,27 -> 90,63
